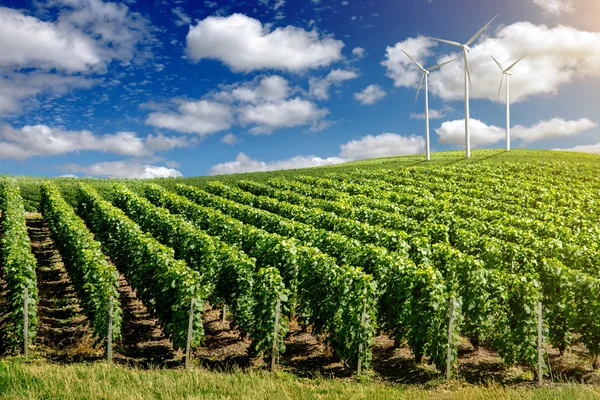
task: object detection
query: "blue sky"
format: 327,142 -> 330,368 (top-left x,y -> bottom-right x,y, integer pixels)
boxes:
0,0 -> 599,178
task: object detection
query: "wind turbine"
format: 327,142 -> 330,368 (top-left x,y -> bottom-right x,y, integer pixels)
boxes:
402,50 -> 456,161
429,15 -> 499,158
491,54 -> 526,151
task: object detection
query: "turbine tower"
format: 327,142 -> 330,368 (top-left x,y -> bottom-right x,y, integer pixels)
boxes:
429,15 -> 499,158
402,50 -> 456,161
491,54 -> 526,151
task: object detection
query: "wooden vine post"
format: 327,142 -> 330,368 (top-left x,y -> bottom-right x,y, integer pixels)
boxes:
270,298 -> 281,372
357,301 -> 367,375
185,298 -> 195,369
537,301 -> 543,385
446,296 -> 455,380
23,286 -> 29,358
107,295 -> 113,363
222,304 -> 227,326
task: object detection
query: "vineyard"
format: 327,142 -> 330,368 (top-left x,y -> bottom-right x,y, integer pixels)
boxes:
1,149 -> 600,385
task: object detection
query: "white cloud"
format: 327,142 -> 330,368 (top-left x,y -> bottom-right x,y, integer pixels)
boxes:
352,47 -> 365,59
531,0 -> 574,15
513,117 -> 597,142
554,142 -> 600,154
205,1 -> 217,7
436,117 -> 596,147
50,0 -> 155,65
239,98 -> 329,134
210,132 -> 425,174
0,124 -> 190,160
146,100 -> 233,135
308,69 -> 359,100
382,36 -> 437,89
148,75 -> 329,136
436,119 -> 504,147
60,161 -> 183,179
185,13 -> 344,72
384,23 -> 600,102
340,133 -> 425,160
209,152 -> 345,175
172,7 -> 191,27
342,1 -> 349,5
410,105 -> 454,120
0,72 -> 96,117
0,7 -> 101,72
221,133 -> 239,144
354,84 -> 386,105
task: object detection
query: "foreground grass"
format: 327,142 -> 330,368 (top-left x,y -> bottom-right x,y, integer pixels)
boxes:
1,360 -> 599,400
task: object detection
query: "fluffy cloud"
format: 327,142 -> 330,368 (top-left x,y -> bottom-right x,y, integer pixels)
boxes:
382,36 -> 437,89
354,84 -> 386,105
352,47 -> 365,59
410,105 -> 454,120
0,1 -> 155,117
554,142 -> 600,154
436,117 -> 596,146
436,119 -> 505,147
340,133 -> 425,160
60,161 -> 183,179
209,152 -> 345,175
239,98 -> 329,134
149,76 -> 329,135
308,69 -> 359,100
210,132 -> 424,174
0,72 -> 96,116
513,118 -> 597,142
221,133 -> 239,144
146,100 -> 233,135
0,124 -> 190,160
185,14 -> 344,72
0,7 -> 101,72
384,23 -> 600,102
531,0 -> 574,15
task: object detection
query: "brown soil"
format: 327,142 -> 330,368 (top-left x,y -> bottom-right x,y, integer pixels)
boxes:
26,213 -> 102,362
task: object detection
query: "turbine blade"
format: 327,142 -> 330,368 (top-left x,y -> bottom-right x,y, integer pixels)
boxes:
497,73 -> 504,102
401,49 -> 425,71
429,37 -> 463,48
490,55 -> 504,71
464,51 -> 472,89
465,14 -> 499,46
415,72 -> 425,104
427,58 -> 459,71
504,54 -> 527,72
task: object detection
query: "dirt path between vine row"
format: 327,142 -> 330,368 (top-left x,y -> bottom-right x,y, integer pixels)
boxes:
26,213 -> 99,362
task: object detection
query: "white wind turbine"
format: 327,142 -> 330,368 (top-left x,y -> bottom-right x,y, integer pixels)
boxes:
491,54 -> 527,151
402,50 -> 456,161
429,15 -> 499,158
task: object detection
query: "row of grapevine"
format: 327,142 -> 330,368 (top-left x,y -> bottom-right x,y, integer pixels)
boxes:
270,176 -> 600,360
346,169 -> 599,245
0,180 -> 38,354
143,184 -> 377,368
77,184 -> 205,350
319,173 -> 600,278
225,180 -> 540,367
174,183 -> 539,369
110,184 -> 293,360
40,183 -> 122,346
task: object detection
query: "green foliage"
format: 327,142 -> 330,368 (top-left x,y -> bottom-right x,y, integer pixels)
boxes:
40,182 -> 122,346
76,184 -> 205,350
144,184 -> 377,369
248,267 -> 289,363
111,184 -> 255,333
0,179 -> 38,354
